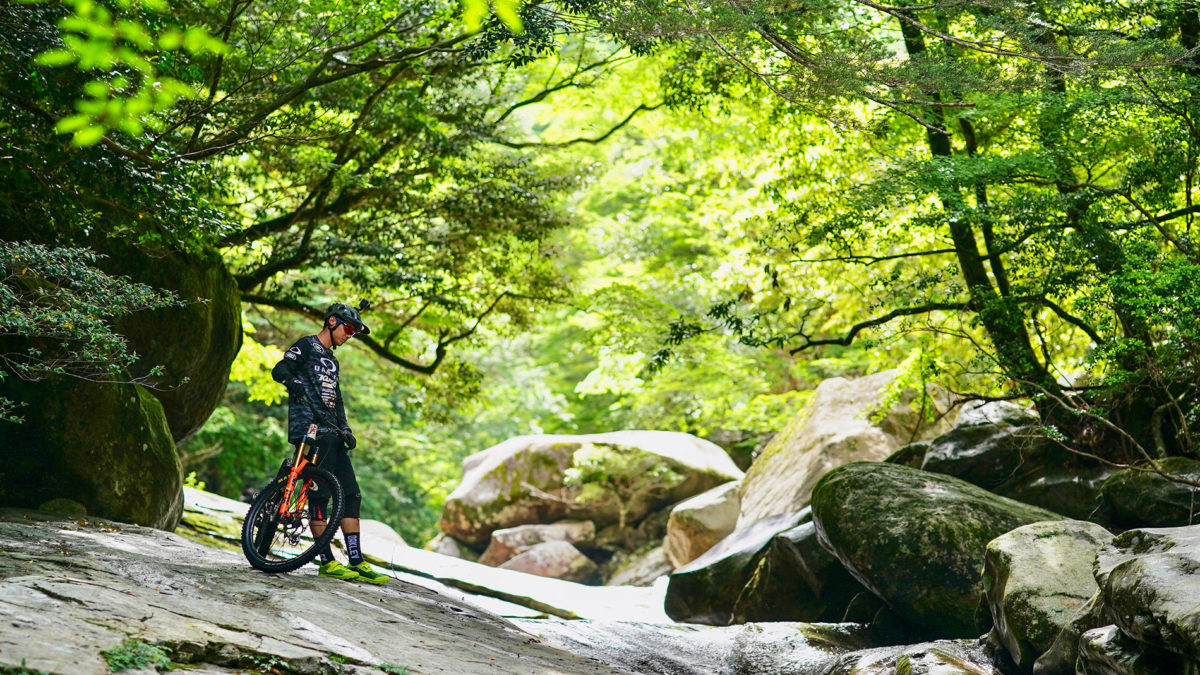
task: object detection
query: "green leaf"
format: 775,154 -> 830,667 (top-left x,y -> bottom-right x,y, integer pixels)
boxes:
71,125 -> 105,146
34,49 -> 77,67
493,0 -> 523,34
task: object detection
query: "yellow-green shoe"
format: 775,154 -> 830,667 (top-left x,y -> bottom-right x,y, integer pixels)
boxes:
348,561 -> 390,584
318,560 -> 361,581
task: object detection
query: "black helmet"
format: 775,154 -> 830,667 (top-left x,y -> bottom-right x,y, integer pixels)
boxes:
323,302 -> 370,335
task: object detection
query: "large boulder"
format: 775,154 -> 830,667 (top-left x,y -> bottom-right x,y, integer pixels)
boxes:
738,370 -> 954,528
1095,458 -> 1200,530
921,401 -> 1112,521
1032,594 -> 1107,675
100,241 -> 242,443
811,462 -> 1063,639
665,481 -> 740,568
498,541 -> 600,584
440,431 -> 743,546
479,521 -> 595,567
664,510 -> 809,625
1095,525 -> 1200,664
605,546 -> 672,587
982,520 -> 1113,670
0,376 -> 182,530
731,519 -> 867,624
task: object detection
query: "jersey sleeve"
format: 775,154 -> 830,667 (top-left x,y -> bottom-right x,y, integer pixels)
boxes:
272,338 -> 310,385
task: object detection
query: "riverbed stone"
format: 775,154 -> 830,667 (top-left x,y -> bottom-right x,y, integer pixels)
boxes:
983,520 -> 1113,670
480,520 -> 596,567
737,370 -> 954,528
0,375 -> 182,530
664,510 -> 809,625
1032,594 -> 1108,675
605,546 -> 672,587
1095,458 -> 1200,530
665,481 -> 740,568
812,462 -> 1063,639
499,540 -> 600,584
1076,625 -> 1197,675
1095,525 -> 1200,663
440,431 -> 743,546
731,519 -> 867,624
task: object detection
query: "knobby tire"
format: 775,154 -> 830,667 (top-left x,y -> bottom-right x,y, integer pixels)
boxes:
241,465 -> 344,573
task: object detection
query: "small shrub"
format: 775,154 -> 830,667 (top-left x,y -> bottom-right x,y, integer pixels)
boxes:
100,639 -> 170,672
378,665 -> 409,675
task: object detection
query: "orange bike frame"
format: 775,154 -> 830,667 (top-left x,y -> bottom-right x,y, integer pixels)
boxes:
278,424 -> 322,517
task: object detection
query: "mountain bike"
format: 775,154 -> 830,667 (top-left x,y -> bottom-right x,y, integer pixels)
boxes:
241,422 -> 345,572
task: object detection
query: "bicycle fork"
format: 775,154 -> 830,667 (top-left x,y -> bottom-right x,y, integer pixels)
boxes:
279,424 -> 321,518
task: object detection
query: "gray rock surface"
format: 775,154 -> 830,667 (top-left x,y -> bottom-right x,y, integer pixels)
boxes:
738,371 -> 954,529
665,481 -> 740,568
440,431 -> 743,545
480,520 -> 596,567
1095,525 -> 1200,663
811,462 -> 1063,638
664,510 -> 809,625
823,638 -> 1009,674
606,546 -> 672,587
1032,593 -> 1107,675
983,520 -> 1112,669
0,508 -> 625,675
511,620 -> 875,675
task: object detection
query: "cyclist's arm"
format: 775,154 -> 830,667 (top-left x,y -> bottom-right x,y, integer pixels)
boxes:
272,339 -> 310,388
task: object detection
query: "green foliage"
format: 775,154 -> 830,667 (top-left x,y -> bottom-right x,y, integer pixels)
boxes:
100,639 -> 170,673
228,320 -> 284,406
1,661 -> 50,675
377,665 -> 410,675
33,0 -> 225,144
0,241 -> 182,421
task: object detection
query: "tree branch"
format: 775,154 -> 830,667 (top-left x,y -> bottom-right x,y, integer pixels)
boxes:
787,302 -> 968,353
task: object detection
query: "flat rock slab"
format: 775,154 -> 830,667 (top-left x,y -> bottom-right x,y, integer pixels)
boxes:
0,509 -> 628,675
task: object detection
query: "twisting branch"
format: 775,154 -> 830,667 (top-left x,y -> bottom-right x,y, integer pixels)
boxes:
494,103 -> 664,149
786,301 -> 968,353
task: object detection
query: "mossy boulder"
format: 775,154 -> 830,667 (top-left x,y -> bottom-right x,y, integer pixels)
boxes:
811,462 -> 1063,639
664,510 -> 809,625
738,370 -> 954,529
0,375 -> 182,530
99,241 -> 242,443
439,431 -> 743,546
1095,525 -> 1200,664
1095,458 -> 1200,530
982,520 -> 1113,670
731,518 -> 868,624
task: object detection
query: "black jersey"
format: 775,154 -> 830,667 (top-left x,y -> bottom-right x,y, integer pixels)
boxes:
271,335 -> 350,444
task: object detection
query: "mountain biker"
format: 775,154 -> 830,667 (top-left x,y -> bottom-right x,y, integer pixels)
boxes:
270,301 -> 389,584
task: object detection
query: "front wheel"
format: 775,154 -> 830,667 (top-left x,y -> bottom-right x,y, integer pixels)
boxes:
241,465 -> 344,573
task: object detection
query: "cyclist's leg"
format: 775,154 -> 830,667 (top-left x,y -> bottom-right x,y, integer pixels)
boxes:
308,434 -> 342,563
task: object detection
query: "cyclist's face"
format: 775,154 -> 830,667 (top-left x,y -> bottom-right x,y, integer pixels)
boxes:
333,321 -> 354,345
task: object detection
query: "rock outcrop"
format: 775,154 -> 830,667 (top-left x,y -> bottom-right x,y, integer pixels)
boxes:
811,462 -> 1063,638
439,431 -> 743,545
737,370 -> 954,528
665,481 -> 740,568
1095,458 -> 1200,529
920,401 -> 1111,521
982,520 -> 1113,669
731,519 -> 867,624
102,242 -> 242,443
0,376 -> 182,530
